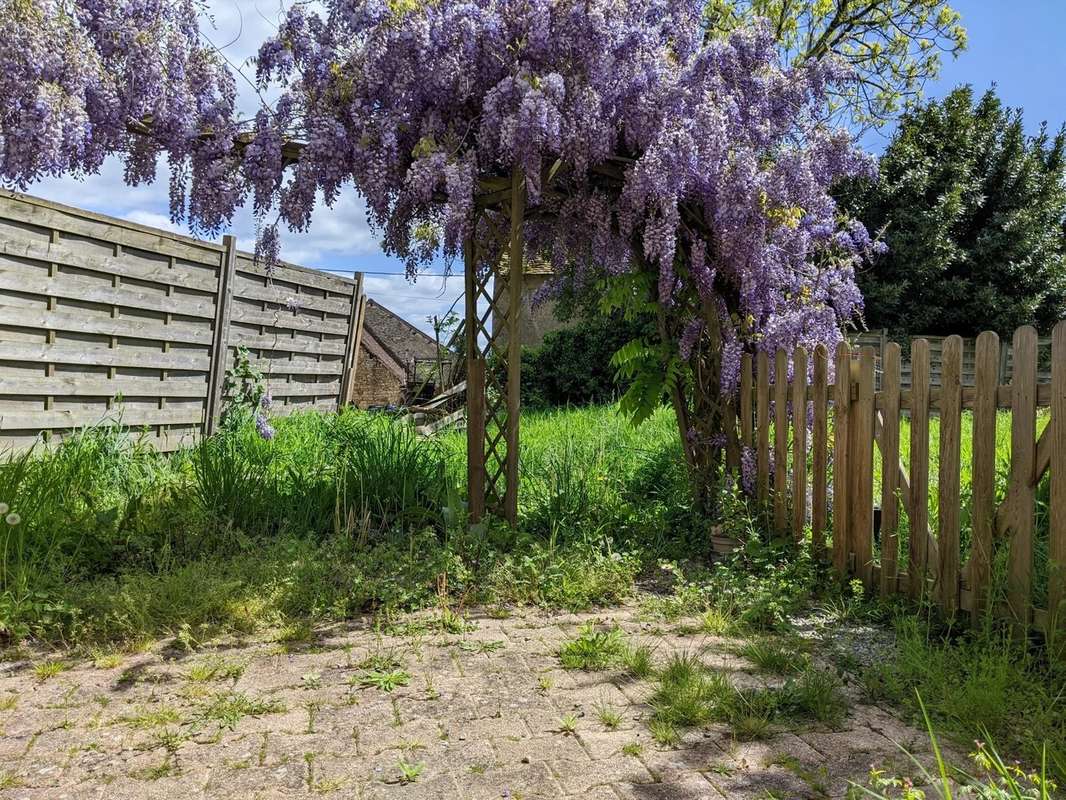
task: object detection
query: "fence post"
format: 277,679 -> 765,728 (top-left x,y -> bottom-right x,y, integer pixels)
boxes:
338,273 -> 366,408
204,235 -> 238,437
832,341 -> 851,575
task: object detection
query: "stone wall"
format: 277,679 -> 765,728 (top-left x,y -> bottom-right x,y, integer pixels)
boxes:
348,348 -> 404,408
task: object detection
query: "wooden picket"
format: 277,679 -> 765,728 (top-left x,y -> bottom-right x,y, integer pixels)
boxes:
810,345 -> 829,559
735,322 -> 1065,634
879,343 -> 901,598
773,350 -> 788,535
791,346 -> 808,543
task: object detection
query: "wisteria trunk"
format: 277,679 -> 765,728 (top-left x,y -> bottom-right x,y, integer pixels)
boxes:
656,300 -> 732,521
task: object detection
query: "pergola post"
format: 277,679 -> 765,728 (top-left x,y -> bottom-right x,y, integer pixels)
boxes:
463,168 -> 526,525
503,168 -> 526,524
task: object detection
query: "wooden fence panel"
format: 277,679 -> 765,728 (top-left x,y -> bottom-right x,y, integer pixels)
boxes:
739,323 -> 1059,635
0,191 -> 365,451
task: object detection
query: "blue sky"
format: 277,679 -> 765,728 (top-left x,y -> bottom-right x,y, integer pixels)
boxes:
25,1 -> 1066,335
863,0 -> 1066,152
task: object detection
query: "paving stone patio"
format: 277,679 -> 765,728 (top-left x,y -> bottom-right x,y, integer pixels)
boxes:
0,602 -> 951,799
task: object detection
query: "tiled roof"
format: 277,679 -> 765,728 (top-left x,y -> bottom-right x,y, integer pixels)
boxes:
363,298 -> 440,374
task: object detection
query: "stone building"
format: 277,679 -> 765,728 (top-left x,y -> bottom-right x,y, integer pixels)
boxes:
489,261 -> 570,348
350,299 -> 443,408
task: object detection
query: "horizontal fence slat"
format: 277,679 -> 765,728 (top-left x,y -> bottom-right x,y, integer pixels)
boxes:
230,306 -> 351,336
262,380 -> 341,397
234,255 -> 357,295
0,376 -> 208,397
0,305 -> 213,345
0,237 -> 218,292
0,190 -> 223,266
232,276 -> 354,316
229,330 -> 348,356
0,406 -> 204,431
241,358 -> 344,377
0,271 -> 216,319
0,342 -> 210,371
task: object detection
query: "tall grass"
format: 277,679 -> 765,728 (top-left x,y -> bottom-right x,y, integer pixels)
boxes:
0,404 -> 690,646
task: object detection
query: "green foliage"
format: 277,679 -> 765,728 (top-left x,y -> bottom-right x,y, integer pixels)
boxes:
0,405 -> 691,647
647,651 -> 845,740
704,0 -> 966,128
558,625 -> 628,670
357,669 -> 411,693
519,314 -> 649,408
839,86 -> 1066,336
219,346 -> 267,432
737,637 -> 809,674
851,696 -> 1058,799
610,338 -> 684,426
860,612 -> 1066,785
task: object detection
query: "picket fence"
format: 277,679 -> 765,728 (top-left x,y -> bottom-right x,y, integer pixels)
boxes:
0,191 -> 367,451
738,323 -> 1066,633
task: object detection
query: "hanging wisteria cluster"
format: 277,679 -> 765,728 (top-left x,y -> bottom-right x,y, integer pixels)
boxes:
0,0 -> 881,401
0,0 -> 241,232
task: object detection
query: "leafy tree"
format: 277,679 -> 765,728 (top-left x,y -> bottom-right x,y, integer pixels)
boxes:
704,0 -> 967,127
838,86 -> 1066,337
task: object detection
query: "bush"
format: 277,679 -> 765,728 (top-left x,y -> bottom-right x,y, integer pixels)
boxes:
520,315 -> 650,408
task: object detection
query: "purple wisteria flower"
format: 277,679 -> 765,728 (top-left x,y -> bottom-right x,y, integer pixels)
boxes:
255,411 -> 275,441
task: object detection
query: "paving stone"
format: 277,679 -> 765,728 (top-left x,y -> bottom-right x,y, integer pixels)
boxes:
492,733 -> 590,764
463,761 -> 564,799
704,763 -> 821,799
550,755 -> 655,793
612,773 -> 724,799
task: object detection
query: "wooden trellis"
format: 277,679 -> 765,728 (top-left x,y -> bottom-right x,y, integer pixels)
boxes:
464,169 -> 526,524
